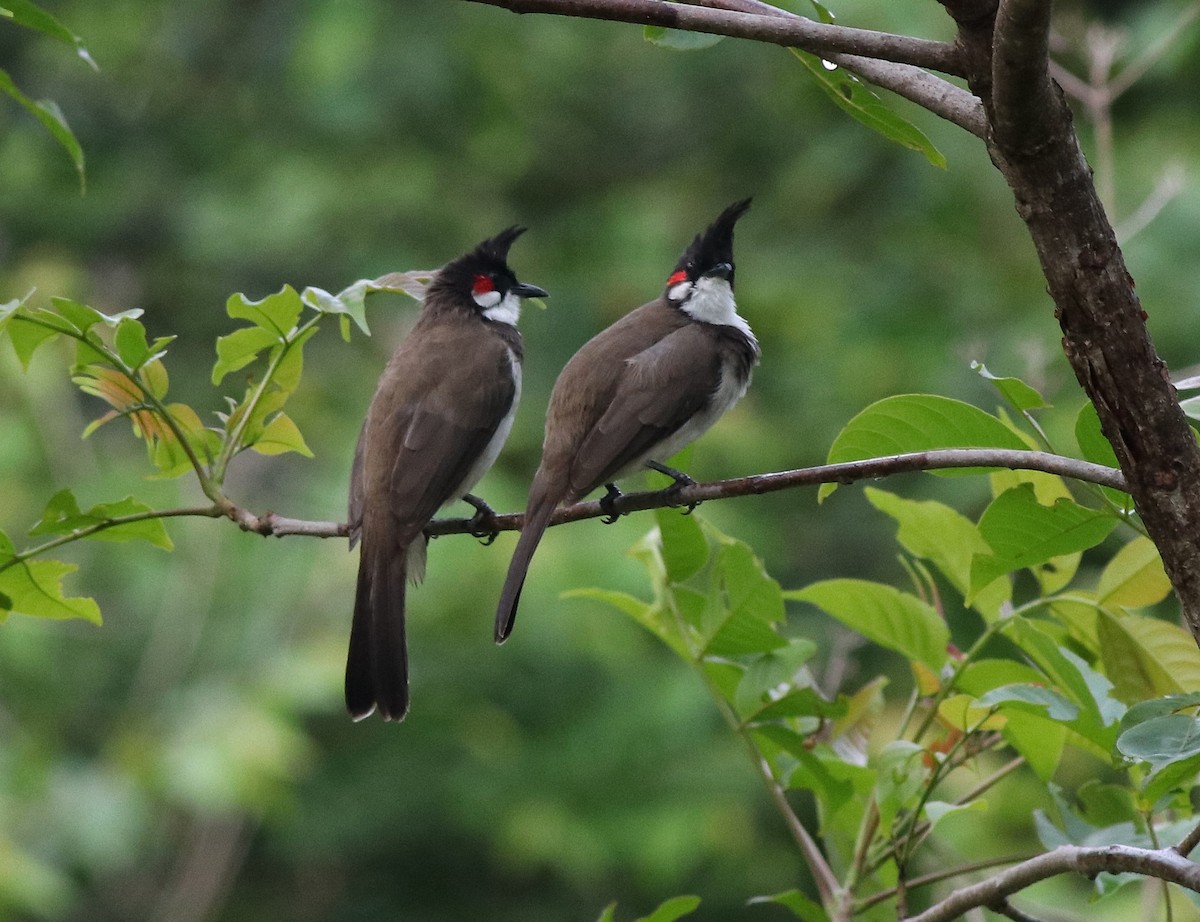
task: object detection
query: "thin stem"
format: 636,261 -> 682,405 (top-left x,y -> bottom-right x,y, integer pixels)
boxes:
697,666 -> 841,908
856,852 -> 1036,912
211,314 -> 322,485
0,505 -> 222,575
1174,820 -> 1200,858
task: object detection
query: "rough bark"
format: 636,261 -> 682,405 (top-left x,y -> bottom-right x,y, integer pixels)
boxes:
939,0 -> 1200,638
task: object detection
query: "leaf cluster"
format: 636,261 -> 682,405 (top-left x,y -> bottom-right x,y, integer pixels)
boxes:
578,367 -> 1200,919
0,274 -> 427,623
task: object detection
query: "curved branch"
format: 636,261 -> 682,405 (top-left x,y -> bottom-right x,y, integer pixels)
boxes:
904,844 -> 1200,922
216,448 -> 1125,540
466,0 -> 966,76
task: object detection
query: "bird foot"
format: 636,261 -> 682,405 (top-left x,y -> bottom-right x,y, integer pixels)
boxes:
599,483 -> 624,524
646,460 -> 701,515
462,493 -> 499,545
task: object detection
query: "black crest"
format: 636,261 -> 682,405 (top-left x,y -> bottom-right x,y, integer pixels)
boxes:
672,198 -> 753,284
433,225 -> 529,296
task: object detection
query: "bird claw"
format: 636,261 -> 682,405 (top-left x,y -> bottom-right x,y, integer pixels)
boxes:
647,461 -> 699,514
462,493 -> 499,545
599,483 -> 623,524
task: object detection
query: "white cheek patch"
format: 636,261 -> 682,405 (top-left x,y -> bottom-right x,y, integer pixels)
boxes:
678,276 -> 756,343
667,280 -> 693,303
473,289 -> 502,309
482,291 -> 521,326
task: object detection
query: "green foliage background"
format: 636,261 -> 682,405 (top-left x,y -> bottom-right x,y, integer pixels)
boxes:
2,1 -> 1199,919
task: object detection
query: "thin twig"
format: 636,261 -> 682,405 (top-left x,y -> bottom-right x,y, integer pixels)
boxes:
856,853 -> 1036,912
467,0 -> 966,75
903,844 -> 1200,922
1174,820 -> 1200,858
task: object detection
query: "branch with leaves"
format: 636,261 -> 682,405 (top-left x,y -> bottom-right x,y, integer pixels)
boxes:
0,281 -> 1147,623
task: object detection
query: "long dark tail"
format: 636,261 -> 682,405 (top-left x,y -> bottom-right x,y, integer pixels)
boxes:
495,489 -> 559,644
345,542 -> 409,721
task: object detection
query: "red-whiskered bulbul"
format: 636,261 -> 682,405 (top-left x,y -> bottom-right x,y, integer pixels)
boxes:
495,199 -> 757,643
347,226 -> 547,721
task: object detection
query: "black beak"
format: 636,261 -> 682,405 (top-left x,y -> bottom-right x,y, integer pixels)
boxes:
703,262 -> 734,281
512,282 -> 550,299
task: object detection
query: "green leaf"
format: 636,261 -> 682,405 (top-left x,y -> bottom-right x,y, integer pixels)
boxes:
27,489 -> 173,550
735,638 -> 819,715
0,534 -> 101,624
0,68 -> 85,191
956,658 -> 1046,697
644,25 -> 725,50
749,687 -> 845,724
226,286 -> 303,337
822,395 -> 1028,500
1003,710 -> 1067,781
1117,714 -> 1200,771
789,49 -> 945,169
702,539 -> 787,657
970,485 -> 1118,599
5,311 -> 63,368
865,487 -> 1010,619
272,325 -> 319,395
1097,536 -> 1171,608
49,297 -> 107,334
633,895 -> 701,922
978,684 -> 1079,721
654,507 -> 708,584
113,316 -> 154,369
747,889 -> 830,922
565,587 -> 691,659
924,799 -> 987,834
873,740 -> 928,831
249,413 -> 313,458
972,361 -> 1049,412
786,579 -> 949,669
1003,617 -> 1125,747
1074,402 -> 1128,507
3,0 -> 96,68
1097,611 -> 1200,701
212,326 -> 279,385
1121,692 -> 1200,731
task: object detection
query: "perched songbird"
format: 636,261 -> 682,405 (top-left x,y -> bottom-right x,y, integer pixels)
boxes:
495,199 -> 758,643
347,227 -> 547,721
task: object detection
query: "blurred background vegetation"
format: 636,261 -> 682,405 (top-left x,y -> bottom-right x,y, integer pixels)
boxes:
1,1 -> 1198,919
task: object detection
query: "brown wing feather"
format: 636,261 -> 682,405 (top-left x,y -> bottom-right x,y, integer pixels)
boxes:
568,325 -> 722,497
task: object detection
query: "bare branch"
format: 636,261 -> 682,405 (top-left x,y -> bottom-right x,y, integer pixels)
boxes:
904,844 -> 1200,922
466,0 -> 966,76
218,448 -> 1124,541
676,0 -> 986,136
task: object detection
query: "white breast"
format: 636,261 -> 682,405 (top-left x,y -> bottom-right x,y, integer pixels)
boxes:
448,347 -> 521,502
678,276 -> 757,347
